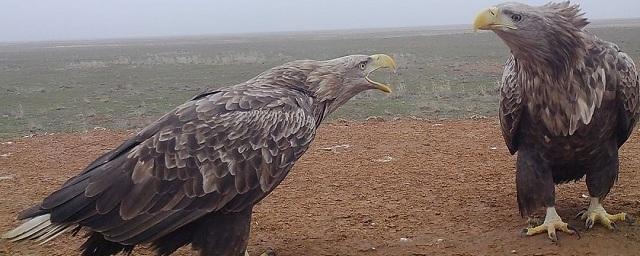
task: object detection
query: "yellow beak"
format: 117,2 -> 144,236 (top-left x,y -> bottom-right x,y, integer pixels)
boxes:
473,7 -> 516,31
366,54 -> 397,93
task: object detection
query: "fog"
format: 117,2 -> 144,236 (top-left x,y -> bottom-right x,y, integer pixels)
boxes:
1,0 -> 638,42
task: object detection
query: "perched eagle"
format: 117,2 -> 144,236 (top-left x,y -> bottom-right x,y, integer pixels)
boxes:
474,2 -> 639,241
2,54 -> 397,255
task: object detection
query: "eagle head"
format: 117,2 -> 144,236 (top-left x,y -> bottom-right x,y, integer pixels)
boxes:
473,1 -> 589,77
315,54 -> 397,114
270,54 -> 397,115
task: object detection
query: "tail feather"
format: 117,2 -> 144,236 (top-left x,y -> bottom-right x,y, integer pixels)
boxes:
17,204 -> 47,219
2,214 -> 50,240
13,220 -> 52,241
36,224 -> 75,245
2,214 -> 74,243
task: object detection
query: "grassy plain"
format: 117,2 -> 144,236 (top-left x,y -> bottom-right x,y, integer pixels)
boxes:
1,22 -> 639,138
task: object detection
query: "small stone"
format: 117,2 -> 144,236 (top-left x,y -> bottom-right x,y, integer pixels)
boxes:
374,156 -> 393,163
319,144 -> 351,153
366,116 -> 385,122
511,250 -> 517,254
469,114 -> 487,119
336,118 -> 349,124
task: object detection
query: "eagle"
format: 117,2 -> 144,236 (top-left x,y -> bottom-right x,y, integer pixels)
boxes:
2,54 -> 397,255
474,2 -> 639,241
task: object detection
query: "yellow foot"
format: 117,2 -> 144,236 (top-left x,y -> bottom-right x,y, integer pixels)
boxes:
523,207 -> 579,242
577,197 -> 635,230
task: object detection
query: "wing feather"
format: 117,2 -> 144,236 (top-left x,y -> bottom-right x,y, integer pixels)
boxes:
30,85 -> 317,245
613,49 -> 640,146
499,57 -> 524,154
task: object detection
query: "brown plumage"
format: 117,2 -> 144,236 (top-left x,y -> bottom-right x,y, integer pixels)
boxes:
2,54 -> 396,255
475,1 -> 639,241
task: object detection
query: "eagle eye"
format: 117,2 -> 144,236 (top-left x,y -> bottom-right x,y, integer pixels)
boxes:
359,62 -> 367,70
511,14 -> 522,22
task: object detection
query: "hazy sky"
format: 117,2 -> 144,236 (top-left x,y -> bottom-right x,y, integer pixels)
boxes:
1,0 -> 639,42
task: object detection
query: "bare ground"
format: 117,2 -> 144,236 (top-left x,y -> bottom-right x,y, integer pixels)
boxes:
1,119 -> 639,256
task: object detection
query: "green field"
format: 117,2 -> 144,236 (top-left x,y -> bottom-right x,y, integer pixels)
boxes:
1,23 -> 639,138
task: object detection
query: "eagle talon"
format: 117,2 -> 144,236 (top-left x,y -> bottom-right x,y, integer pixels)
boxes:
579,198 -> 630,230
567,224 -> 581,239
625,214 -> 636,224
524,219 -> 576,241
548,230 -> 558,242
524,207 -> 576,242
585,218 -> 595,229
576,208 -> 588,219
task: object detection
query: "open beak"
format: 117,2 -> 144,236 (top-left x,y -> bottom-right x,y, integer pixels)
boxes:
365,54 -> 397,93
473,7 -> 517,31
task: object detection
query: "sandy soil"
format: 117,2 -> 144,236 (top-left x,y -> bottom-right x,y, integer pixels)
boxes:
1,119 -> 639,256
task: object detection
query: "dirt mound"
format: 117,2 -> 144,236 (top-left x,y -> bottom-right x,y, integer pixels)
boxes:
1,119 -> 639,255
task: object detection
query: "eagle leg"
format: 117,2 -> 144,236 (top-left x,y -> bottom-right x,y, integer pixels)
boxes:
577,197 -> 635,230
191,209 -> 253,256
523,207 -> 579,242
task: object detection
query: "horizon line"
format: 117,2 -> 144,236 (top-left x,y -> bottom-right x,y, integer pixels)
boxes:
2,17 -> 639,45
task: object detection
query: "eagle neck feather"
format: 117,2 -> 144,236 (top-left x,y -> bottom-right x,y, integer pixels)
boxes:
516,38 -> 606,136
